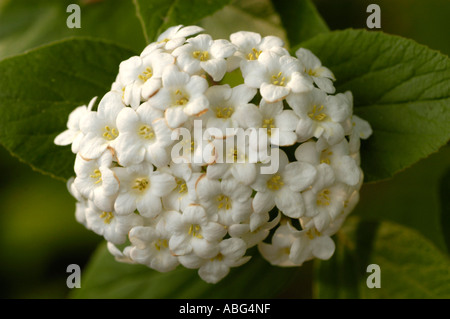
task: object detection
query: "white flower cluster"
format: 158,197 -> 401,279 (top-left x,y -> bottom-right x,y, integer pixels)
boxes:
55,25 -> 372,284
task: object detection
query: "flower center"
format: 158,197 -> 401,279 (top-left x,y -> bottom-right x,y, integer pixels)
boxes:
174,89 -> 189,106
316,189 -> 331,206
211,253 -> 224,262
90,169 -> 102,184
188,224 -> 203,239
271,71 -> 286,86
306,228 -> 321,239
176,178 -> 188,194
307,69 -> 317,77
103,125 -> 119,140
215,106 -> 234,119
320,150 -> 333,164
138,124 -> 155,140
99,211 -> 114,224
308,105 -> 327,121
247,48 -> 262,60
154,239 -> 168,251
138,67 -> 153,82
192,50 -> 209,61
216,194 -> 232,210
133,178 -> 150,192
262,118 -> 275,136
267,174 -> 284,190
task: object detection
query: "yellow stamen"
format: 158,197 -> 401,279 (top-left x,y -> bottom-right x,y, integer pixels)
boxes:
138,67 -> 153,82
138,125 -> 155,140
154,239 -> 168,251
176,178 -> 188,194
188,224 -> 203,239
99,211 -> 114,224
262,118 -> 275,136
308,105 -> 327,121
216,194 -> 232,210
90,169 -> 102,184
271,71 -> 286,86
320,151 -> 333,164
267,174 -> 284,190
316,189 -> 331,206
192,50 -> 209,61
132,178 -> 149,192
103,125 -> 119,140
174,89 -> 189,106
306,228 -> 321,240
215,106 -> 234,119
247,48 -> 262,60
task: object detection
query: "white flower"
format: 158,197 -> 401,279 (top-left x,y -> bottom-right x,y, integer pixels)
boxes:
67,177 -> 88,226
228,211 -> 281,248
79,91 -> 125,159
73,151 -> 119,212
85,200 -> 143,245
287,88 -> 351,145
141,25 -> 204,54
166,204 -> 227,258
113,102 -> 172,167
258,223 -> 299,266
204,84 -> 257,135
107,242 -> 135,264
173,34 -> 236,81
229,31 -> 288,72
160,162 -> 201,212
251,149 -> 317,218
289,221 -> 336,265
197,238 -> 251,284
113,163 -> 176,217
301,164 -> 352,231
295,139 -> 361,186
119,50 -> 174,108
196,175 -> 253,226
206,136 -> 258,186
243,51 -> 313,102
54,26 -> 372,281
238,99 -> 299,147
149,64 -> 209,128
129,225 -> 179,272
296,48 -> 336,94
349,115 -> 373,155
54,97 -> 97,153
170,126 -> 216,167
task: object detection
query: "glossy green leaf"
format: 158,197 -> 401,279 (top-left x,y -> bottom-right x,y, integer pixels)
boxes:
299,29 -> 450,182
0,0 -> 145,59
71,243 -> 299,299
0,38 -> 136,181
315,218 -> 450,298
134,0 -> 231,43
271,0 -> 329,47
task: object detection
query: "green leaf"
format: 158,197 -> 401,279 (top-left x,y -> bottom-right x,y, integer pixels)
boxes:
0,38 -> 136,181
271,0 -> 329,47
354,145 -> 450,252
71,243 -> 299,299
0,0 -> 146,60
133,0 -> 231,43
315,218 -> 450,298
299,29 -> 450,182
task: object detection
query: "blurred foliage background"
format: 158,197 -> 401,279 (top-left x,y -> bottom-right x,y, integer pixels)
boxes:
0,0 -> 448,298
